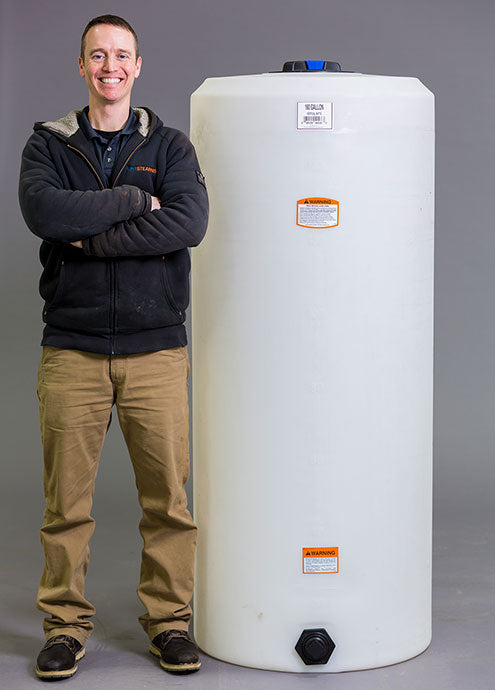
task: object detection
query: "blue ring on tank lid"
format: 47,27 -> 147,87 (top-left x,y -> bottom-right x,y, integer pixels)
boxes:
306,60 -> 325,70
278,61 -> 343,73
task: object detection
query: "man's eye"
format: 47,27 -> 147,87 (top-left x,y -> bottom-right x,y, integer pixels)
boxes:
118,54 -> 129,60
92,55 -> 104,60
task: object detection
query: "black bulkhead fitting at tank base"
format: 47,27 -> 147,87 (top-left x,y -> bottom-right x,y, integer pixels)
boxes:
295,628 -> 336,665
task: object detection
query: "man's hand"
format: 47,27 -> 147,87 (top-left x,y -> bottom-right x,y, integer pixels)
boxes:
70,240 -> 83,248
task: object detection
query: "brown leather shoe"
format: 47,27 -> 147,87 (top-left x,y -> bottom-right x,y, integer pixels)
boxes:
35,634 -> 85,680
149,629 -> 201,673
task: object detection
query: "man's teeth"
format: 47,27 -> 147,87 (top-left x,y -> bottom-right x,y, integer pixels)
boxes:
100,78 -> 121,83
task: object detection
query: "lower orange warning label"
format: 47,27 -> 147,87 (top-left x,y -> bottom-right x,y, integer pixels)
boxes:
302,547 -> 339,574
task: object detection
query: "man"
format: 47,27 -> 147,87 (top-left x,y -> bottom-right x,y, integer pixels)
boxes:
18,14 -> 208,680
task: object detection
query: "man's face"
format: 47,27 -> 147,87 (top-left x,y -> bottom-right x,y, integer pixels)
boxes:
78,24 -> 142,107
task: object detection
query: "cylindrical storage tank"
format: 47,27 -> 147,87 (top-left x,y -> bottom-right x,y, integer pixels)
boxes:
190,61 -> 434,673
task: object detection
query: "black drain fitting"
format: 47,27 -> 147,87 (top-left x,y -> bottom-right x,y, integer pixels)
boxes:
295,628 -> 336,665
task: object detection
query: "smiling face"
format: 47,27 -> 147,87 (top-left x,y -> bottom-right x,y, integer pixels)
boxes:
78,24 -> 142,109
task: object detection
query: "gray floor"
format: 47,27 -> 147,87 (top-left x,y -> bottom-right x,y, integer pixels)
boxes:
1,504 -> 493,690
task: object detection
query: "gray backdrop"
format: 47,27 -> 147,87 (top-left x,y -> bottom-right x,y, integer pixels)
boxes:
1,0 -> 493,687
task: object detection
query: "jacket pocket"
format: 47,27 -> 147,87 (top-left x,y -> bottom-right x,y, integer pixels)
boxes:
116,255 -> 185,333
160,255 -> 182,318
39,244 -> 65,305
43,249 -> 110,334
49,257 -> 66,307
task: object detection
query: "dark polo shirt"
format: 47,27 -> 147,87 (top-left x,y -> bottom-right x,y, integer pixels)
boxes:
78,106 -> 139,184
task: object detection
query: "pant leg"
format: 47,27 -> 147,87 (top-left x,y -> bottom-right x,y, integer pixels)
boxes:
36,346 -> 114,645
113,346 -> 197,641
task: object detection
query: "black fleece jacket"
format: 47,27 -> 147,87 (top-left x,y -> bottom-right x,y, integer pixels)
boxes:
19,106 -> 209,354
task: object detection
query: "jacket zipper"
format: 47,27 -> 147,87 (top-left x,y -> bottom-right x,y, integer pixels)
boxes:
109,141 -> 147,353
112,140 -> 146,187
66,145 -> 105,190
67,140 -> 147,355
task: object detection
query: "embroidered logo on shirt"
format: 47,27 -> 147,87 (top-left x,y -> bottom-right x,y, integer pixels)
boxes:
126,165 -> 157,173
196,170 -> 206,187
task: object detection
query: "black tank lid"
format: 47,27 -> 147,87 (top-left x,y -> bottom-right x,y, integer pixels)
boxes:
282,60 -> 342,72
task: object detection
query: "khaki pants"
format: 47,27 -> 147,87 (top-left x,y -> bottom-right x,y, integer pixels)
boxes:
36,345 -> 197,646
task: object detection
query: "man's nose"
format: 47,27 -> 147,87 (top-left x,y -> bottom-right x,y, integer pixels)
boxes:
103,56 -> 118,71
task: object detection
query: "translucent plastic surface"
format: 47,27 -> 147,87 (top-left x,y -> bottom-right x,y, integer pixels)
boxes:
190,71 -> 434,672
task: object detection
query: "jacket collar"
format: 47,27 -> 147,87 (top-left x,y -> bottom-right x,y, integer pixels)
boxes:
34,106 -> 156,140
33,107 -> 160,188
78,106 -> 139,143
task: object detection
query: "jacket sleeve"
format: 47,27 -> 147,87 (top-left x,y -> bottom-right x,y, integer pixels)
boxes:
18,131 -> 151,243
81,130 -> 209,257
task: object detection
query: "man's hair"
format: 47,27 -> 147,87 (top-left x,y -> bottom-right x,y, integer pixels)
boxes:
80,15 -> 139,60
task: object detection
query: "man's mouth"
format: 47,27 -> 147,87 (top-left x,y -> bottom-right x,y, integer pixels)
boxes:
99,78 -> 123,84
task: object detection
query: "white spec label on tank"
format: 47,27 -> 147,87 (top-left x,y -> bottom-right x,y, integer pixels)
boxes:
297,102 -> 333,129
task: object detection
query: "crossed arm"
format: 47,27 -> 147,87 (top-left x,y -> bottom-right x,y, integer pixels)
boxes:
69,195 -> 161,248
19,130 -> 209,257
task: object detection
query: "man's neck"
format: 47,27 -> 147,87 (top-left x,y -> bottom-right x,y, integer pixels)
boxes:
87,99 -> 131,132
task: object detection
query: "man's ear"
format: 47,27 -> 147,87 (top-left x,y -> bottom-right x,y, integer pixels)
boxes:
135,55 -> 142,78
78,56 -> 85,78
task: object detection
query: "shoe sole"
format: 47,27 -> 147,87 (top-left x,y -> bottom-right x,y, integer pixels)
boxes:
35,647 -> 85,680
149,642 -> 201,672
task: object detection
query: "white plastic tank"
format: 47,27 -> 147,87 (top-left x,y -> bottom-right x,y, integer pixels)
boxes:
190,60 -> 434,673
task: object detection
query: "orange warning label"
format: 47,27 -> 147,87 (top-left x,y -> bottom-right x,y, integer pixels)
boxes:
302,547 -> 339,574
296,197 -> 339,229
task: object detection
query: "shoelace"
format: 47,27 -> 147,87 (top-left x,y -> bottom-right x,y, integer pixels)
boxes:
43,635 -> 80,654
159,630 -> 191,647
